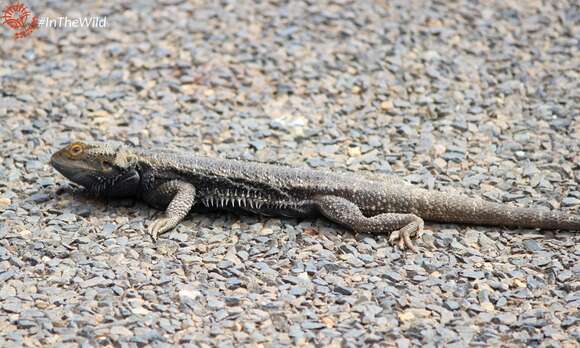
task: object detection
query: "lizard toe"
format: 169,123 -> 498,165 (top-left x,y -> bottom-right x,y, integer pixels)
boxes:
402,229 -> 418,252
389,219 -> 423,252
388,230 -> 401,244
147,220 -> 162,241
398,236 -> 405,250
148,217 -> 177,241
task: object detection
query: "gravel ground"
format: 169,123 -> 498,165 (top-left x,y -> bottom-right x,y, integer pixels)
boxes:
1,0 -> 579,346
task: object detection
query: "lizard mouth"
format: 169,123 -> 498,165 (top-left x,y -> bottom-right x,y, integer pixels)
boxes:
50,156 -> 91,187
49,157 -> 62,171
50,157 -> 67,176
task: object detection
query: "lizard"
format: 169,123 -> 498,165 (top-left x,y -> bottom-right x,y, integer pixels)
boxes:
49,141 -> 580,252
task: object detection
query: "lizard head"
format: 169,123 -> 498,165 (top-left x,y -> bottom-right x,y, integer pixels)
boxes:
50,142 -> 141,197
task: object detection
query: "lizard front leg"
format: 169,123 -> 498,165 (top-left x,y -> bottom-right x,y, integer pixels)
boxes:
142,180 -> 196,241
314,195 -> 424,252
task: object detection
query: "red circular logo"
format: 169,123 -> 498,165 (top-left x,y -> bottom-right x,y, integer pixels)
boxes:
1,3 -> 38,39
2,3 -> 30,29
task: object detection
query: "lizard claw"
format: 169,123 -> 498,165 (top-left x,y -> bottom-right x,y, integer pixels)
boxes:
389,220 -> 422,252
389,229 -> 418,252
148,217 -> 178,242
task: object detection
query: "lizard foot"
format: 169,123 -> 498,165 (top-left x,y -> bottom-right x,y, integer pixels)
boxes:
148,217 -> 179,241
388,218 -> 424,252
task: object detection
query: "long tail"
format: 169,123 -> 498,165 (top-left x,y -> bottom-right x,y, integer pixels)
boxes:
408,188 -> 580,230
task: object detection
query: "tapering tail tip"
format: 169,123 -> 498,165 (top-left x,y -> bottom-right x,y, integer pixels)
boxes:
414,189 -> 580,231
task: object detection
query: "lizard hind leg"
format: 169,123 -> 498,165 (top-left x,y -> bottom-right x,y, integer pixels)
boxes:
314,195 -> 424,252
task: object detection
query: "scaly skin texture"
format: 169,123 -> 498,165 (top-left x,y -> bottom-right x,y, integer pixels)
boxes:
50,142 -> 580,251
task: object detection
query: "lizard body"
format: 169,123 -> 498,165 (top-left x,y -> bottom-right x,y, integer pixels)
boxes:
50,142 -> 579,251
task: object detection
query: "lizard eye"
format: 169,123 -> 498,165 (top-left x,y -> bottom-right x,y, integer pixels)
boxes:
69,143 -> 84,157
